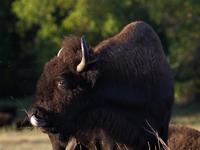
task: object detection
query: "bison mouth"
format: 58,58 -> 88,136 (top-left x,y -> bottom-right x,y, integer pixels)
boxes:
29,113 -> 46,127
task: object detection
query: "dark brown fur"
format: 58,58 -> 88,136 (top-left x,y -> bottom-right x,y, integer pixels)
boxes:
28,21 -> 174,150
168,124 -> 200,150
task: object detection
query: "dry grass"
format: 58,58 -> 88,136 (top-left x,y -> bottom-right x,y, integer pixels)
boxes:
0,128 -> 51,150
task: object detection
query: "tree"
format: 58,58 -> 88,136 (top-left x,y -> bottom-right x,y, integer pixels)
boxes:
0,0 -> 38,98
140,0 -> 200,102
12,0 -> 159,71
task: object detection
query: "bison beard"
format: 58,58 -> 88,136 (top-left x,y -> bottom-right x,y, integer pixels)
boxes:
28,21 -> 174,150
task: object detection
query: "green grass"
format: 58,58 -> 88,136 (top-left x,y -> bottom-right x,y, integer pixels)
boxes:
0,96 -> 53,150
170,101 -> 200,131
0,96 -> 200,149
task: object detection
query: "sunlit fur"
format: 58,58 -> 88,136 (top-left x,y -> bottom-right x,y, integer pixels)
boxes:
168,124 -> 200,149
28,21 -> 174,150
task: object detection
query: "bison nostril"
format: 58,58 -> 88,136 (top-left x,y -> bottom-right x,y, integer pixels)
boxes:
29,111 -> 43,119
30,113 -> 46,127
35,114 -> 42,119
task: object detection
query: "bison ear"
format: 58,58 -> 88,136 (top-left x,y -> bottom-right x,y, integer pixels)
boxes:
85,58 -> 104,87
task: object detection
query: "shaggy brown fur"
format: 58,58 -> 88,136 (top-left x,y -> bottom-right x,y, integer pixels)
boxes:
168,124 -> 200,150
28,21 -> 174,150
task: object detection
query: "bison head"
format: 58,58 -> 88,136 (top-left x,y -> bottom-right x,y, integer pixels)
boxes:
28,35 -> 103,141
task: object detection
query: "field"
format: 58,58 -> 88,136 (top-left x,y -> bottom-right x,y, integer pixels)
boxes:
0,96 -> 200,150
0,128 -> 51,150
170,101 -> 200,131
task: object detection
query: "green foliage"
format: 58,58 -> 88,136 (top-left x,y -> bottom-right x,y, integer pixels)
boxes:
11,0 -> 152,73
0,0 -> 37,97
1,0 -> 200,102
140,0 -> 200,102
12,0 -> 150,45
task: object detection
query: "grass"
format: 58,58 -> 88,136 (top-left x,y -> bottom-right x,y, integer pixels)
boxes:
170,100 -> 200,131
0,96 -> 52,150
0,96 -> 200,150
0,128 -> 51,150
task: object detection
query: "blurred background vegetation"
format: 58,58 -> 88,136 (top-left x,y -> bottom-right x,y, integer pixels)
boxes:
1,0 -> 200,103
0,1 -> 200,149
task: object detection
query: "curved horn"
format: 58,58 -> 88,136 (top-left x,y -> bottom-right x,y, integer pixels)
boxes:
57,48 -> 63,56
77,36 -> 89,72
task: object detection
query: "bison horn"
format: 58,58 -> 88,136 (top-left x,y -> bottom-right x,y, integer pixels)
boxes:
57,48 -> 63,56
77,36 -> 89,72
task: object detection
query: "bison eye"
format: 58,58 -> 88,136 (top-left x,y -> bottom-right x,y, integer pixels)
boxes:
58,80 -> 66,86
57,80 -> 68,92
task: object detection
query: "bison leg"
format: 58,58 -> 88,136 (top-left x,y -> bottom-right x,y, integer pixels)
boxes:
48,133 -> 66,150
159,124 -> 169,144
74,143 -> 88,150
48,133 -> 80,150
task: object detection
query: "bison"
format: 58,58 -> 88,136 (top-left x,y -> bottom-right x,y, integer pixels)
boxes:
28,21 -> 174,150
168,124 -> 200,150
